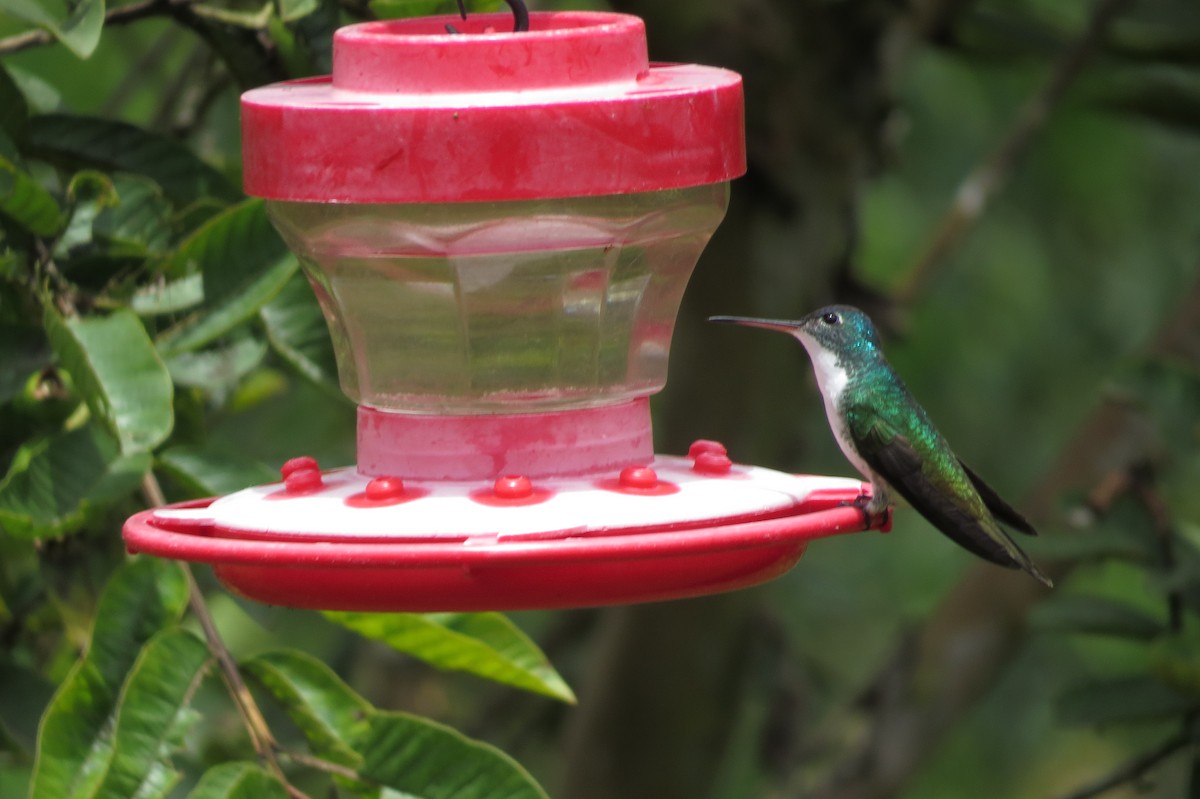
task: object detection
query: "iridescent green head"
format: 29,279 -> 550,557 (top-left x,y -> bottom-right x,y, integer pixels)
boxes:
708,305 -> 882,364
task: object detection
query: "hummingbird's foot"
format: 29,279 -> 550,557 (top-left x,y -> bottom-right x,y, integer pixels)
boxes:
839,494 -> 891,530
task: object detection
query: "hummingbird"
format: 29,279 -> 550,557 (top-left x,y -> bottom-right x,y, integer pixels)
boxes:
710,305 -> 1052,587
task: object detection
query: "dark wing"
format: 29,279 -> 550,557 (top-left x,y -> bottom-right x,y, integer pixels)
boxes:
958,459 -> 1038,536
849,410 -> 1034,571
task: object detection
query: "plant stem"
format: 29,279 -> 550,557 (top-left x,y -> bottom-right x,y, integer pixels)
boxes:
1051,730 -> 1193,799
139,472 -> 310,799
278,750 -> 366,783
0,0 -> 193,55
896,0 -> 1133,305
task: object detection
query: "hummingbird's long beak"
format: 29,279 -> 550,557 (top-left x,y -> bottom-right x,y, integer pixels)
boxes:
708,315 -> 802,334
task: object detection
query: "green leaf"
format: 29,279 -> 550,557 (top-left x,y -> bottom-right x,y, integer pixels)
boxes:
47,308 -> 174,453
2,0 -> 106,58
131,274 -> 204,316
242,650 -> 370,769
289,0 -> 337,73
29,558 -> 189,799
1056,675 -> 1197,727
192,1 -> 273,28
93,173 -> 173,256
166,335 -> 267,404
158,200 -> 298,356
1098,75 -> 1200,133
180,13 -> 282,89
358,711 -> 551,799
185,762 -> 289,799
276,0 -> 318,23
156,445 -> 275,498
26,115 -> 238,206
0,424 -> 150,539
54,170 -> 119,256
0,153 -> 62,237
1151,636 -> 1200,698
1031,595 -> 1166,640
0,65 -> 30,143
91,629 -> 212,799
260,272 -> 339,393
324,612 -> 575,703
3,64 -> 62,115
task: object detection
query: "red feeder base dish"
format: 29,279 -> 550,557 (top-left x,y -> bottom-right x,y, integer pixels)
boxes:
123,454 -> 888,611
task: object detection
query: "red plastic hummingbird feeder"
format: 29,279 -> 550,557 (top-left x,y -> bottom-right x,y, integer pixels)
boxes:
122,8 -> 886,611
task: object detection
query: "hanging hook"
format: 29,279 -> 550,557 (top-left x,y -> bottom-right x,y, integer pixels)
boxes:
446,0 -> 529,34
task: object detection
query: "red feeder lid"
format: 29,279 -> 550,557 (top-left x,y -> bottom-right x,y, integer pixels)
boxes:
241,12 -> 745,202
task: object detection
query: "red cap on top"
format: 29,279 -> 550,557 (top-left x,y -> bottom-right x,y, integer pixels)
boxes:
241,12 -> 745,203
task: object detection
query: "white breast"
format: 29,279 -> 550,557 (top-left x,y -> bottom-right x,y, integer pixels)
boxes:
795,336 -> 874,481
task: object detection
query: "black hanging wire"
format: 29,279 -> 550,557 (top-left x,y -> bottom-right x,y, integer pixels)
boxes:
446,0 -> 530,33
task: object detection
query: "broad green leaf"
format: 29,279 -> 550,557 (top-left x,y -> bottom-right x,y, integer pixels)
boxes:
54,171 -> 119,256
156,445 -> 276,498
0,66 -> 29,142
1098,75 -> 1200,133
185,762 -> 289,799
290,0 -> 337,72
186,200 -> 289,305
91,629 -> 211,799
325,612 -> 575,703
357,711 -> 550,799
1031,595 -> 1166,640
2,0 -> 106,58
166,335 -> 267,404
26,115 -> 238,206
181,13 -> 283,89
260,272 -> 339,393
1150,635 -> 1200,698
192,1 -> 273,28
93,173 -> 172,256
131,274 -> 204,316
0,153 -> 62,236
157,200 -> 298,356
1056,675 -> 1197,727
277,0 -> 318,22
29,558 -> 189,799
242,650 -> 370,768
0,424 -> 150,539
47,308 -> 174,453
4,64 -> 62,115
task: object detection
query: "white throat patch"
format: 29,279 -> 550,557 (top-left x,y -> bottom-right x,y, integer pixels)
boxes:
794,332 -> 872,481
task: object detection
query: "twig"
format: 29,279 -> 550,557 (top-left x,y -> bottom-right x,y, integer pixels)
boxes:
1050,730 -> 1193,799
278,750 -> 367,783
139,473 -> 310,799
0,0 -> 192,56
895,0 -> 1133,305
1130,463 -> 1184,632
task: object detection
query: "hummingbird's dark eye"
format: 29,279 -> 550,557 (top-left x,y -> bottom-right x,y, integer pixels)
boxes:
821,312 -> 842,326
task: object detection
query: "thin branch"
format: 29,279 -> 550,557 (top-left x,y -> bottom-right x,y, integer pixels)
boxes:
1131,463 -> 1185,632
0,0 -> 193,56
278,750 -> 367,783
896,0 -> 1133,305
139,473 -> 310,799
1051,730 -> 1193,799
